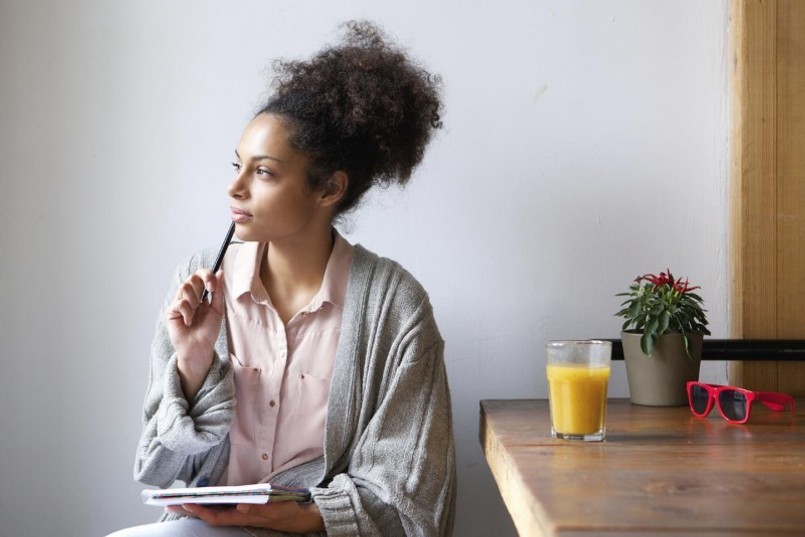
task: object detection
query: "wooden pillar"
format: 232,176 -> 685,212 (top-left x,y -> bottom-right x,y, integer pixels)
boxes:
730,0 -> 805,394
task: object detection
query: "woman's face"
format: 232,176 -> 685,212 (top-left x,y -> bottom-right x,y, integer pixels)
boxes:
228,113 -> 329,243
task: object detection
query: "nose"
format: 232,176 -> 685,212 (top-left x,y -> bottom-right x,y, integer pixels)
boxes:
228,170 -> 249,199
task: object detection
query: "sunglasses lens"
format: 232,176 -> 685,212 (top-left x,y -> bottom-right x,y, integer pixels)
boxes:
718,390 -> 748,421
689,384 -> 710,414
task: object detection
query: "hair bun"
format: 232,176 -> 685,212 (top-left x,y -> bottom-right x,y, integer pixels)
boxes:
261,20 -> 443,216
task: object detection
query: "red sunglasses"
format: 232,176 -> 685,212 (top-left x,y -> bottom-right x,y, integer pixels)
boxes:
686,381 -> 795,424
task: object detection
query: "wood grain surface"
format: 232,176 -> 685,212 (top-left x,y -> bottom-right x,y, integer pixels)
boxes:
480,399 -> 805,536
730,0 -> 805,393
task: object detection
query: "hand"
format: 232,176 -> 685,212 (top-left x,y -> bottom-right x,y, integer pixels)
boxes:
165,269 -> 225,400
166,501 -> 326,533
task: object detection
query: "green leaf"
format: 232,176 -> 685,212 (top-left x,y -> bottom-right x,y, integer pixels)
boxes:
658,310 -> 670,335
645,317 -> 659,336
640,332 -> 654,356
682,332 -> 692,359
615,271 -> 709,340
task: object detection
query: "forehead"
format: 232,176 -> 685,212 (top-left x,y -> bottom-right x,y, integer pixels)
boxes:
237,113 -> 298,160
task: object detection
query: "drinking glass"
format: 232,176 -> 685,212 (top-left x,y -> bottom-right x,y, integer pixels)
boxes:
546,340 -> 612,441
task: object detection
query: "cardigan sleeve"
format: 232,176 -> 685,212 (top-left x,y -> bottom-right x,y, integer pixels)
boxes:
133,254 -> 236,488
310,319 -> 456,537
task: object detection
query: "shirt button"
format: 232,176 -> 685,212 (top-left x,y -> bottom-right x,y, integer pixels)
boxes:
261,453 -> 269,461
269,400 -> 276,407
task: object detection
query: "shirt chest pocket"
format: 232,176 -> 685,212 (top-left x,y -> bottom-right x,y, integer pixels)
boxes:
285,368 -> 332,410
229,353 -> 261,446
283,327 -> 338,408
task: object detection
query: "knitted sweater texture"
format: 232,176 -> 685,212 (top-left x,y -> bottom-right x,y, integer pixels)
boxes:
134,243 -> 456,537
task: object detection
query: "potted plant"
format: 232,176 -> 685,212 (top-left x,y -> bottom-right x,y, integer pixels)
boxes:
615,270 -> 711,406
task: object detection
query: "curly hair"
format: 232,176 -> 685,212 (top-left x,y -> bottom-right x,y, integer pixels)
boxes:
258,20 -> 443,216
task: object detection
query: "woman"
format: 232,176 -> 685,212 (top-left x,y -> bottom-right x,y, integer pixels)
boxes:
112,21 -> 455,537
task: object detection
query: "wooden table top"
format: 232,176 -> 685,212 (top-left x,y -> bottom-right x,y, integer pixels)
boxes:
480,398 -> 805,537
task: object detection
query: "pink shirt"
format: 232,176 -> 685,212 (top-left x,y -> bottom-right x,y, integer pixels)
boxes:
217,232 -> 354,486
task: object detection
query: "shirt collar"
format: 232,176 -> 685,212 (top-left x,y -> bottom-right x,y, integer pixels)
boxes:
314,229 -> 354,310
230,229 -> 354,309
231,241 -> 269,303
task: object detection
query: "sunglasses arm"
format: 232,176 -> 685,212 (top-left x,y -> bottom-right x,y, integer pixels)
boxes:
756,391 -> 796,413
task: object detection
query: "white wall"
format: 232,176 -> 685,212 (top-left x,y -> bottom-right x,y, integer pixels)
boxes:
0,1 -> 729,535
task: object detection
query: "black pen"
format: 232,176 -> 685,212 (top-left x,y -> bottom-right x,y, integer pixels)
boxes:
200,221 -> 236,303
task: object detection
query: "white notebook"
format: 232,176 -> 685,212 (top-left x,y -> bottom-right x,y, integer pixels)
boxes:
141,483 -> 311,506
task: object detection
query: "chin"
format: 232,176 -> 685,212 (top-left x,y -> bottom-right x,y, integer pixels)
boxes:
232,225 -> 256,242
234,225 -> 272,243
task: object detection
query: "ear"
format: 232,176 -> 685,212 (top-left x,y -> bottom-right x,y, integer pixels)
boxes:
319,171 -> 348,208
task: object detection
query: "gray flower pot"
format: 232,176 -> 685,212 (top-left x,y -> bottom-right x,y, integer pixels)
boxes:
621,331 -> 703,406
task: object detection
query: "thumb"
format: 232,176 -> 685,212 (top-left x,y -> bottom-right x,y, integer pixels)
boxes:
211,270 -> 225,311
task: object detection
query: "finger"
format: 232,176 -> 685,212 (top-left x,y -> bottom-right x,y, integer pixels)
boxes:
171,269 -> 212,302
200,268 -> 217,290
165,301 -> 184,321
165,297 -> 193,324
210,270 -> 225,310
182,504 -> 250,526
235,501 -> 290,521
175,283 -> 200,314
171,298 -> 196,327
165,505 -> 196,518
195,269 -> 216,298
185,274 -> 207,305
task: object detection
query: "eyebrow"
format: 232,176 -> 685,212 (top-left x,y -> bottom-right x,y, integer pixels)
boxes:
234,150 -> 283,164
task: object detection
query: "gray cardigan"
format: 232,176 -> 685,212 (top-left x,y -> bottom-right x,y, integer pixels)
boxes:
134,243 -> 456,537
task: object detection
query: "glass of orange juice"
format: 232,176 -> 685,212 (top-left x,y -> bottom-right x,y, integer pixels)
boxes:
546,340 -> 612,441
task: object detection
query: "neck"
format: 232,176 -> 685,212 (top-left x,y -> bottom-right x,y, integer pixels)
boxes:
260,227 -> 335,318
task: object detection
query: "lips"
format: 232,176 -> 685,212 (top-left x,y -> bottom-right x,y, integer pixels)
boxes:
230,206 -> 252,223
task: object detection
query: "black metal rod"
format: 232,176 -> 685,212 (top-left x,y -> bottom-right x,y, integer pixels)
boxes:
603,339 -> 805,361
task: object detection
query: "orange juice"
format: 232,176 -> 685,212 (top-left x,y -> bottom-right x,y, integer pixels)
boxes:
547,364 -> 610,436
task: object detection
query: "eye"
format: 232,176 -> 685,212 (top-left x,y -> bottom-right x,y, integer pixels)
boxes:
231,162 -> 242,173
256,167 -> 275,178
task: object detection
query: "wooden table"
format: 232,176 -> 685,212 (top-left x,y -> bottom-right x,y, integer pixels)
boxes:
480,399 -> 805,536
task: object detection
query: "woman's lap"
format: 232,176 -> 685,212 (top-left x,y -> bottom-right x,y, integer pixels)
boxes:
106,518 -> 248,537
